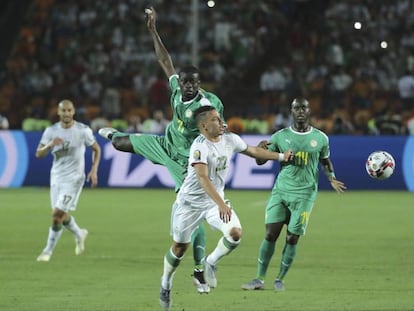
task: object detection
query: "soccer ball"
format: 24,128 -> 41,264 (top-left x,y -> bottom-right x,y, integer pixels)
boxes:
365,151 -> 395,180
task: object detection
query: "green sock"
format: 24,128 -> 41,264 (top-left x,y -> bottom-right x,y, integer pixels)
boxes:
191,223 -> 206,269
257,239 -> 275,280
277,243 -> 297,280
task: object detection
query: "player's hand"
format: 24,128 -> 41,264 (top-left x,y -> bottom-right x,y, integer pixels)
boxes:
329,177 -> 346,193
282,149 -> 294,162
145,7 -> 156,32
257,140 -> 269,149
218,202 -> 232,223
87,171 -> 98,187
50,137 -> 64,147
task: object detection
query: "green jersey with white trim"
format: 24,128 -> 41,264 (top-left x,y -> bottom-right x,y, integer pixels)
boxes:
166,75 -> 225,158
268,126 -> 330,199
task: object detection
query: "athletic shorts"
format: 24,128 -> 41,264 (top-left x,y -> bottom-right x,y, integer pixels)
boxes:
50,177 -> 84,212
129,134 -> 188,189
171,200 -> 242,243
265,191 -> 315,235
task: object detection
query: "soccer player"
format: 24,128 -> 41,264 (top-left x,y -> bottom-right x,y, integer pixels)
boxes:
241,97 -> 346,291
98,7 -> 225,292
159,106 -> 293,310
36,99 -> 101,262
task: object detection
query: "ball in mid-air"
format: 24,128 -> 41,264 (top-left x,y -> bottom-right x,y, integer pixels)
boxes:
365,151 -> 395,180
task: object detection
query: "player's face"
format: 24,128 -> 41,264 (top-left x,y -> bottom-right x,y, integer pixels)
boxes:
203,110 -> 225,137
57,101 -> 75,126
291,99 -> 311,128
179,72 -> 200,101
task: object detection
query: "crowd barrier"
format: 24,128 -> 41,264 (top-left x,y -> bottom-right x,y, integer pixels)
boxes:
1,131 -> 413,191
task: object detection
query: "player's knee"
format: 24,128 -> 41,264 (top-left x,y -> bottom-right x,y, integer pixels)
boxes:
229,227 -> 242,242
172,242 -> 189,258
286,233 -> 299,245
112,136 -> 132,152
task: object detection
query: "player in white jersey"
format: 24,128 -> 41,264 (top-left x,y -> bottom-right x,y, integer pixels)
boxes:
159,105 -> 293,310
35,99 -> 101,262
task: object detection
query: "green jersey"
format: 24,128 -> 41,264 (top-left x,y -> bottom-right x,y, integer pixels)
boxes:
165,75 -> 225,158
268,126 -> 330,200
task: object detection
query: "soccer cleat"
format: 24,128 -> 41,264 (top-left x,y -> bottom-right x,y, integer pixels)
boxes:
273,279 -> 285,291
75,229 -> 88,255
203,257 -> 217,288
192,269 -> 210,294
98,127 -> 118,140
241,278 -> 265,290
36,252 -> 52,262
159,287 -> 171,310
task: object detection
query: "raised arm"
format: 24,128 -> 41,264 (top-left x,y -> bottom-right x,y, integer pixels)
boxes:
194,163 -> 232,223
146,7 -> 176,78
242,145 -> 293,163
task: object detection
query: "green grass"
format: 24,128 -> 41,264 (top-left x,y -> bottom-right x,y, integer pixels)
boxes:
0,188 -> 413,311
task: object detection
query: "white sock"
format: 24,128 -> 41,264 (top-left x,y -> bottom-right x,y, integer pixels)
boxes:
64,216 -> 82,238
43,227 -> 63,254
207,237 -> 233,265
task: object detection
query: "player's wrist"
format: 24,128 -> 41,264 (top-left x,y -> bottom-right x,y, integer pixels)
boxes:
278,153 -> 285,162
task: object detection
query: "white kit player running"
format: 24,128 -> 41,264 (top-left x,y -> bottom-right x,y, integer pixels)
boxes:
159,105 -> 293,310
36,99 -> 101,262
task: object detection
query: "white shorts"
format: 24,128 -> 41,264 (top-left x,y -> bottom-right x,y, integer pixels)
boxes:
171,200 -> 242,243
50,177 -> 84,212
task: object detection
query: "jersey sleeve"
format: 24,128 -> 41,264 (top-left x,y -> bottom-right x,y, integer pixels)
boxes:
189,138 -> 209,166
229,133 -> 248,153
169,74 -> 180,109
319,134 -> 330,159
267,132 -> 280,152
84,126 -> 97,147
39,127 -> 52,146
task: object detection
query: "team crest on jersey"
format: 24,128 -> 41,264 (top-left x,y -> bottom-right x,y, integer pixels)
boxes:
193,149 -> 201,160
185,109 -> 193,118
310,140 -> 317,147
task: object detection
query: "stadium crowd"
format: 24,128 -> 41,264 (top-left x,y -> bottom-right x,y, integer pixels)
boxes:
0,0 -> 414,135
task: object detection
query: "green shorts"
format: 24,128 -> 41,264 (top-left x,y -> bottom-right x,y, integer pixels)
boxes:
129,134 -> 188,190
265,191 -> 315,235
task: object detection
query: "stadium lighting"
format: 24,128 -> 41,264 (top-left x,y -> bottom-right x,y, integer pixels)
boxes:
380,41 -> 388,49
354,21 -> 362,30
207,0 -> 215,8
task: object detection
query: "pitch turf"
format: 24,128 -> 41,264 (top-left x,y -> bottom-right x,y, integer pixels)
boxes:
0,188 -> 413,311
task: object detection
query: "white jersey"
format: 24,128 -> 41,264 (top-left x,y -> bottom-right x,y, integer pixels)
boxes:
39,121 -> 96,185
177,132 -> 247,209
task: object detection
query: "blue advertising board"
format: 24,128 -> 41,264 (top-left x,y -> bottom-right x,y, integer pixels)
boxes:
0,131 -> 413,191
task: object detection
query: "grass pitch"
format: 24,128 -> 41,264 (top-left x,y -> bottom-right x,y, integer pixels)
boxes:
0,188 -> 413,311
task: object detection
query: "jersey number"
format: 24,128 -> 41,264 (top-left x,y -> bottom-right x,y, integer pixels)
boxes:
295,151 -> 309,165
300,211 -> 310,225
177,119 -> 184,133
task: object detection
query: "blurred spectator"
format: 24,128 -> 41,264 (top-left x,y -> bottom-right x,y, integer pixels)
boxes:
101,85 -> 121,119
397,69 -> 414,112
226,116 -> 244,134
126,114 -> 144,133
142,109 -> 169,134
148,70 -> 169,111
0,114 -> 9,129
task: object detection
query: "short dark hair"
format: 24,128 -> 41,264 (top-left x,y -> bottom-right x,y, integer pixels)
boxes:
194,105 -> 215,125
179,65 -> 199,76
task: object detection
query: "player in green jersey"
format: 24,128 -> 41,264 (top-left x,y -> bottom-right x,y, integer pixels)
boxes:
241,97 -> 346,292
98,7 -> 225,293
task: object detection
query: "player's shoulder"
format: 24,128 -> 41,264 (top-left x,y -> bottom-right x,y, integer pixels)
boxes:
73,121 -> 90,129
193,134 -> 207,144
200,90 -> 221,104
311,126 -> 329,140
